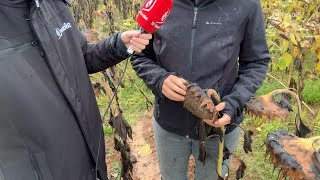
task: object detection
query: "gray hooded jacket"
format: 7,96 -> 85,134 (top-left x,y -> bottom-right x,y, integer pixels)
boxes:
131,0 -> 270,138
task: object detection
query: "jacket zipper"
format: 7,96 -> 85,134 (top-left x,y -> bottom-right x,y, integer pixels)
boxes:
186,5 -> 198,137
35,0 -> 40,9
28,2 -> 100,176
190,6 -> 198,75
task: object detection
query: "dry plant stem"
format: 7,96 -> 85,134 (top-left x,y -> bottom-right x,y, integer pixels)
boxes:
116,65 -> 153,105
217,126 -> 225,178
210,92 -> 225,178
266,73 -> 316,115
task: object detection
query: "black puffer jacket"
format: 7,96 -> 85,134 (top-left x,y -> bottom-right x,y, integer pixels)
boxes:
0,0 -> 128,179
131,0 -> 270,138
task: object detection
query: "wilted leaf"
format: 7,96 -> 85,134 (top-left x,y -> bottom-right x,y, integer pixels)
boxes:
198,120 -> 207,163
243,130 -> 254,153
290,33 -> 298,46
223,147 -> 232,161
236,159 -> 247,179
295,113 -> 311,138
109,113 -> 132,140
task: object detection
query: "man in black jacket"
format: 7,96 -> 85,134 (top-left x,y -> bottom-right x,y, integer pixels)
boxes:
131,0 -> 270,179
0,0 -> 151,179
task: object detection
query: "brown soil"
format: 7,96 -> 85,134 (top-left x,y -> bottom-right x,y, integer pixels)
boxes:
129,111 -> 160,180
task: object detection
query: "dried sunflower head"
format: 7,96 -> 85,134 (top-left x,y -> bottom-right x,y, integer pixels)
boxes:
183,82 -> 219,121
266,130 -> 320,180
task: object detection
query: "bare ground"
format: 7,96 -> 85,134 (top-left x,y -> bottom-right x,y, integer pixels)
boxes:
105,111 -> 161,180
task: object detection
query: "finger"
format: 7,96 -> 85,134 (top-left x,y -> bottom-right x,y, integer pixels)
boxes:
173,78 -> 187,91
128,45 -> 142,53
125,30 -> 141,38
130,39 -> 146,50
168,82 -> 186,96
215,102 -> 225,111
167,89 -> 185,101
212,114 -> 231,127
163,87 -> 185,101
203,119 -> 214,126
139,33 -> 152,40
165,92 -> 185,101
212,119 -> 223,128
131,37 -> 149,46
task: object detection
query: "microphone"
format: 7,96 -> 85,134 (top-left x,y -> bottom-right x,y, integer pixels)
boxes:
127,0 -> 174,54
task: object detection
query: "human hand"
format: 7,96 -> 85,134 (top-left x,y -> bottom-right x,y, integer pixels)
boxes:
162,75 -> 187,101
203,102 -> 231,127
120,30 -> 152,53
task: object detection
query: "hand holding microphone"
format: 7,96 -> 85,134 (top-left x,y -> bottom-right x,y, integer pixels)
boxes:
120,30 -> 152,53
127,0 -> 174,54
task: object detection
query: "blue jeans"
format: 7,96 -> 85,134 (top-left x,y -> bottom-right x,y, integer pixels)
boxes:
153,119 -> 240,180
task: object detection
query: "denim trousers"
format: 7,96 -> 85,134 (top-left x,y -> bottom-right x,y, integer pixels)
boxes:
153,119 -> 240,180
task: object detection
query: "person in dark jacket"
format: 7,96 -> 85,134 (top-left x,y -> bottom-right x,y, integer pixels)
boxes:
0,0 -> 151,180
131,0 -> 271,179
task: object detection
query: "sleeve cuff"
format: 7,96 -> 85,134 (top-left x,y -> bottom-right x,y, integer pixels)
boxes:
108,32 -> 129,59
116,32 -> 129,55
157,72 -> 176,98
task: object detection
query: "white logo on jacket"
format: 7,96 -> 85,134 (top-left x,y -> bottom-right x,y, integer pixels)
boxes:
55,23 -> 72,40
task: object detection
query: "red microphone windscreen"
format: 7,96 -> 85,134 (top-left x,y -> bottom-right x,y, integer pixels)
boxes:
136,0 -> 173,33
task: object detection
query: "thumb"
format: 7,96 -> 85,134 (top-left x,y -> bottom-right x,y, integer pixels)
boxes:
215,102 -> 225,112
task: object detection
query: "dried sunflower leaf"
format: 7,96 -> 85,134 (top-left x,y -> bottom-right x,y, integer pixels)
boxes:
243,130 -> 254,153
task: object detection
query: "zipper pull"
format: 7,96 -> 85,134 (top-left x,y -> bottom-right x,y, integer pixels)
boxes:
192,7 -> 198,29
35,0 -> 40,9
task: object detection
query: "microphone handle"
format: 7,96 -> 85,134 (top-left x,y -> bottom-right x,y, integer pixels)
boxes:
126,27 -> 147,55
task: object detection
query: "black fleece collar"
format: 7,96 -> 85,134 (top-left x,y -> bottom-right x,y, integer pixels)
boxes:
0,0 -> 29,7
